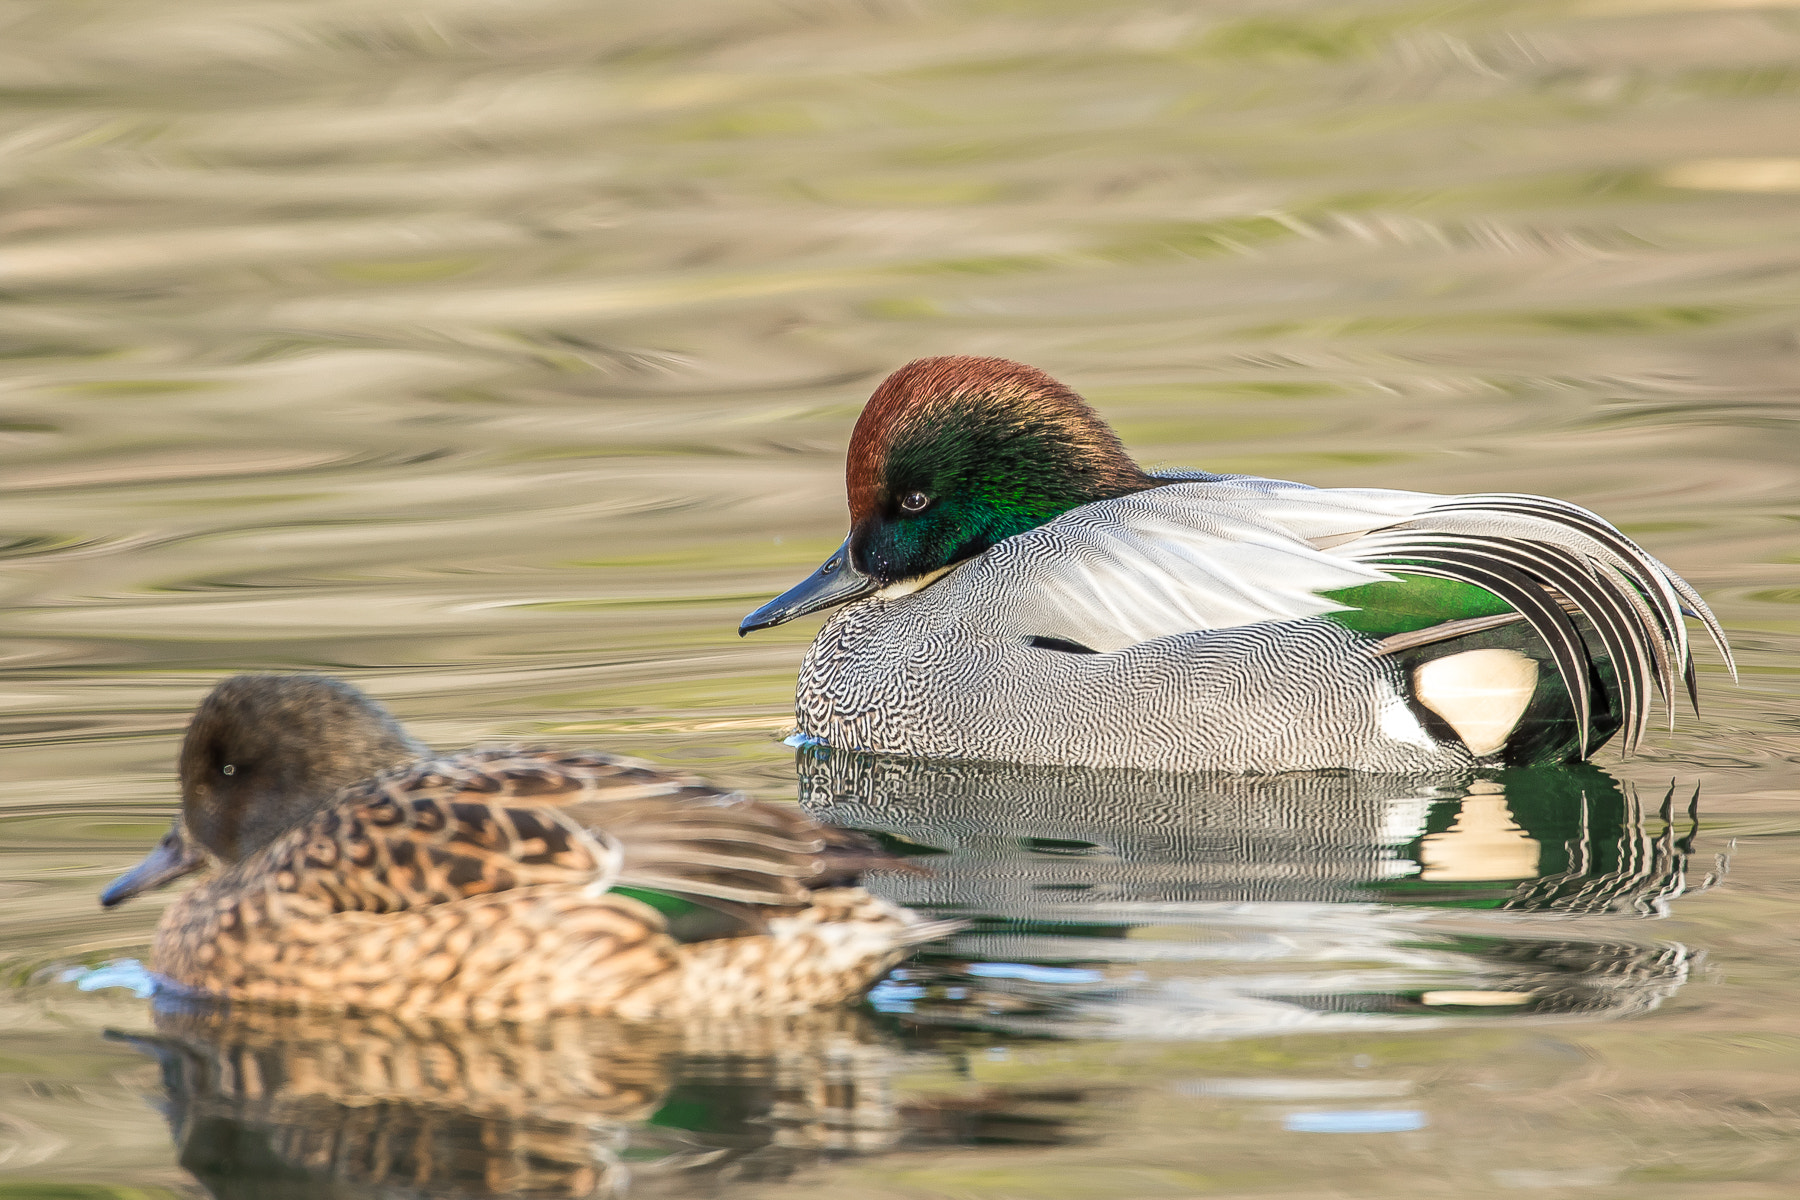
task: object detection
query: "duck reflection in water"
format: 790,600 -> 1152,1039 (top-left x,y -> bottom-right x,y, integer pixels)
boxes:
119,1005 -> 1095,1200
796,749 -> 1724,1039
110,753 -> 1722,1197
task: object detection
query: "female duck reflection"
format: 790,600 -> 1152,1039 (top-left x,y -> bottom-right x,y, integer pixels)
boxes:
119,1005 -> 1103,1197
797,749 -> 1722,1037
118,1008 -> 912,1198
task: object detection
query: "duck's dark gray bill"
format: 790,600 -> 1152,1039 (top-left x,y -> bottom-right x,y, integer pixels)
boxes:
740,536 -> 879,634
100,821 -> 206,908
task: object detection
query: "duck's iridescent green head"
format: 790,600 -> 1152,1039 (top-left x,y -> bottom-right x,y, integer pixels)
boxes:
741,356 -> 1155,633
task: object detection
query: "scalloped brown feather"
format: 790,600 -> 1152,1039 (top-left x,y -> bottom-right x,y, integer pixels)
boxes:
254,748 -> 826,913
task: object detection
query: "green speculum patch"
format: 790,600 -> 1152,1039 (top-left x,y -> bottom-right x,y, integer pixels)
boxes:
609,885 -> 702,919
1322,573 -> 1515,636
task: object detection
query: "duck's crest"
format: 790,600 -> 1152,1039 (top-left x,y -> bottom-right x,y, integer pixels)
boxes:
846,356 -> 1144,525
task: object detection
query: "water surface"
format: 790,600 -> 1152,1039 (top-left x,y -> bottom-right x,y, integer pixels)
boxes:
3,0 -> 1799,1196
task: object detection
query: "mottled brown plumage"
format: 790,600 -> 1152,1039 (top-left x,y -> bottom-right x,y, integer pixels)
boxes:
104,675 -> 950,1021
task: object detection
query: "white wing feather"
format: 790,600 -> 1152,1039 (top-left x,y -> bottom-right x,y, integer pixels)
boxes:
951,479 -> 1435,651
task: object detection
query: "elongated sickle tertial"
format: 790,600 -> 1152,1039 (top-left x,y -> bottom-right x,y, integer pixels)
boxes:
1346,491 -> 1734,759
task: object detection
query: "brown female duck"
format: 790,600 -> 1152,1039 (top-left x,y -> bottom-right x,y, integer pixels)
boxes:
101,674 -> 946,1022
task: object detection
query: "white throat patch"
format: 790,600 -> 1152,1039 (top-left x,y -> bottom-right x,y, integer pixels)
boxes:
874,564 -> 955,600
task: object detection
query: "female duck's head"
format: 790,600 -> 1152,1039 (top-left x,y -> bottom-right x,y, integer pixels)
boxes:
741,356 -> 1154,633
99,674 -> 425,907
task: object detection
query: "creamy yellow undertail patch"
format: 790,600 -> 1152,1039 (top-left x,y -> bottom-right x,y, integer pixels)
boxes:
1412,648 -> 1538,757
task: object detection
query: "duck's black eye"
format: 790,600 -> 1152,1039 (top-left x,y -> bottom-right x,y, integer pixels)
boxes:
899,491 -> 930,514
221,764 -> 235,776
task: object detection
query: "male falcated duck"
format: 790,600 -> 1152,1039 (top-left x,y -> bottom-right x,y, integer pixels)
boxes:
741,356 -> 1734,774
101,674 -> 945,1021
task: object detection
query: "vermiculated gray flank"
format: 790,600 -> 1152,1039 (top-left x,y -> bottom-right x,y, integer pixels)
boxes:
798,601 -> 1458,774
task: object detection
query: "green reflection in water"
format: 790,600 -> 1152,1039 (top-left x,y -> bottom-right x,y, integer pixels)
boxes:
800,750 -> 1711,1038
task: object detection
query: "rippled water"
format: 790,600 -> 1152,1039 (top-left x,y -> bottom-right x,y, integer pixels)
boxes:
3,0 -> 1799,1195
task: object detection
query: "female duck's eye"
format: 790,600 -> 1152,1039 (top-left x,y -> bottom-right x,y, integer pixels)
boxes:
900,491 -> 930,514
221,764 -> 235,776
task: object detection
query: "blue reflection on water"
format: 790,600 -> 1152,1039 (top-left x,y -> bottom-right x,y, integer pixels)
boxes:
966,962 -> 1107,984
1285,1110 -> 1428,1133
59,958 -> 157,998
867,977 -> 927,1013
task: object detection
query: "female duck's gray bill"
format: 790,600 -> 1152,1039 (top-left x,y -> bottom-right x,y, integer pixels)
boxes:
100,820 -> 206,908
740,536 -> 880,634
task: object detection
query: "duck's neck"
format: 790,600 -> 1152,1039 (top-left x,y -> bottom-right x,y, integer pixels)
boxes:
959,456 -> 1158,548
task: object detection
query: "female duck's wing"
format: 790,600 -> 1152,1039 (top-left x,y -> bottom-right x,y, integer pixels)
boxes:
957,478 -> 1427,651
261,750 -> 846,916
558,786 -> 852,907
